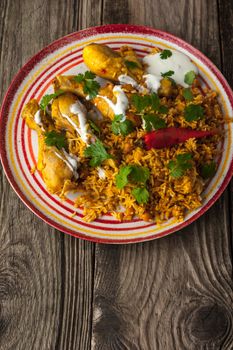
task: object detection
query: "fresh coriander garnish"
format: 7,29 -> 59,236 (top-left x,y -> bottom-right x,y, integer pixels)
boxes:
161,70 -> 174,78
160,49 -> 172,59
116,165 -> 150,189
184,71 -> 196,85
184,104 -> 204,122
125,60 -> 139,69
132,187 -> 149,204
131,94 -> 152,113
89,120 -> 100,135
131,93 -> 168,114
40,90 -> 64,112
158,105 -> 169,114
74,71 -> 100,99
115,165 -> 132,189
200,161 -> 216,179
111,114 -> 134,136
142,114 -> 166,132
44,130 -> 67,150
168,153 -> 192,178
84,139 -> 112,167
183,88 -> 193,101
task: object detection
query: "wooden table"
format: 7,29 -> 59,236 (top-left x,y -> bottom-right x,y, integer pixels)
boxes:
0,0 -> 233,349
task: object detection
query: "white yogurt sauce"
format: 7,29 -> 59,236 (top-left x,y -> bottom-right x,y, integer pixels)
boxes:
118,74 -> 145,93
34,109 -> 45,131
97,85 -> 129,120
143,74 -> 162,93
143,49 -> 198,88
34,110 -> 42,126
70,101 -> 89,143
54,149 -> 79,180
97,167 -> 106,180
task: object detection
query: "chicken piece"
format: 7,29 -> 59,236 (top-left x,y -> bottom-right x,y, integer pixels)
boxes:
158,78 -> 178,97
120,45 -> 144,80
93,83 -> 116,120
37,136 -> 77,194
83,43 -> 130,81
53,75 -> 86,98
51,92 -> 93,143
92,83 -> 141,126
22,99 -> 53,132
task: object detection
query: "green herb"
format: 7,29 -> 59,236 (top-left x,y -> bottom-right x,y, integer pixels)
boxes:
74,71 -> 100,99
115,165 -> 133,189
40,90 -> 64,111
111,114 -> 134,136
130,166 -> 150,183
183,88 -> 193,101
131,93 -> 168,114
89,120 -> 100,135
142,114 -> 166,132
158,105 -> 169,114
44,130 -> 67,150
84,139 -> 112,167
184,104 -> 204,122
131,94 -> 152,113
161,70 -> 174,78
125,60 -> 139,69
150,93 -> 160,110
184,70 -> 196,85
168,153 -> 192,178
160,49 -> 172,59
200,161 -> 216,179
132,187 -> 149,204
116,165 -> 150,189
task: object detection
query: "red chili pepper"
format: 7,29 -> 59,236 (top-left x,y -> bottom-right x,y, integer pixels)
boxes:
144,127 -> 217,150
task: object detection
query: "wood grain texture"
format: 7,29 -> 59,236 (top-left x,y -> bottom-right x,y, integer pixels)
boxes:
0,0 -> 232,350
92,1 -> 233,349
0,0 -> 98,349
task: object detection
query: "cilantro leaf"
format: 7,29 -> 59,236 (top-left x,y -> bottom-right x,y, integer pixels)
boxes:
89,120 -> 100,135
111,114 -> 134,136
184,104 -> 204,122
131,93 -> 168,115
130,166 -> 150,184
84,139 -> 112,167
161,70 -> 174,78
184,71 -> 196,85
40,90 -> 64,111
44,130 -> 67,150
131,94 -> 152,113
116,165 -> 132,189
116,165 -> 150,189
132,187 -> 149,204
158,105 -> 169,114
183,88 -> 193,101
160,49 -> 172,59
74,71 -> 100,99
142,114 -> 166,132
200,161 -> 216,179
125,60 -> 139,69
168,153 -> 192,178
74,71 -> 96,82
150,93 -> 160,110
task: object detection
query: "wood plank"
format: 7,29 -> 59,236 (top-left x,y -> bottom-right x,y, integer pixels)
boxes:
0,0 -> 102,349
92,1 -> 233,349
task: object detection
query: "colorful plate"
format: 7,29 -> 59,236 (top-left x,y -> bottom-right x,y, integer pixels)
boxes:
1,24 -> 233,244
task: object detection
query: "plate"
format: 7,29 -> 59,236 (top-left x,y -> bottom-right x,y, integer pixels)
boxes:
1,24 -> 233,244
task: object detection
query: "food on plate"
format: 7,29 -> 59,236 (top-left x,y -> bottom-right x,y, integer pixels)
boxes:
22,44 -> 225,222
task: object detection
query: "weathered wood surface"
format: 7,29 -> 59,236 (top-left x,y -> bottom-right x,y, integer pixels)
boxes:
0,0 -> 232,349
